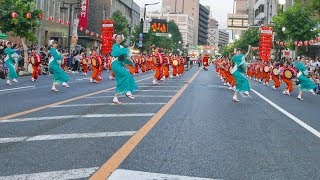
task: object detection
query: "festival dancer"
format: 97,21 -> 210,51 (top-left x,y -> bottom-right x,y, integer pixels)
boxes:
230,47 -> 251,102
163,53 -> 170,79
111,34 -> 137,104
89,50 -> 103,83
80,53 -> 88,76
294,58 -> 317,101
4,41 -> 19,85
48,40 -> 69,92
29,49 -> 42,81
281,62 -> 293,95
271,62 -> 281,90
152,46 -> 164,85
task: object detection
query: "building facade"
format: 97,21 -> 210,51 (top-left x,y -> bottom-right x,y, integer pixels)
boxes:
198,5 -> 210,45
145,11 -> 194,46
227,0 -> 249,41
208,18 -> 219,49
162,0 -> 200,45
33,0 -> 140,50
218,29 -> 229,47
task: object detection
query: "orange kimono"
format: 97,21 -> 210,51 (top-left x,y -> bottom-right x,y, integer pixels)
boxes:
90,55 -> 103,82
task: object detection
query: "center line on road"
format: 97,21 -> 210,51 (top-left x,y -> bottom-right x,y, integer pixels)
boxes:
0,76 -> 153,121
51,103 -> 167,108
0,131 -> 136,144
76,77 -> 90,81
0,86 -> 35,92
138,90 -> 179,92
0,167 -> 99,180
89,70 -> 200,179
252,89 -> 320,139
0,113 -> 156,123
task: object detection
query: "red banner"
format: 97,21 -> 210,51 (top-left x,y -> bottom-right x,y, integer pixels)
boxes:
101,20 -> 114,55
259,26 -> 273,62
79,0 -> 89,29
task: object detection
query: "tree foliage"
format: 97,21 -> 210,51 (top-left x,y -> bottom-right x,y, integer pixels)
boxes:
111,10 -> 129,38
0,0 -> 43,42
273,3 -> 318,43
233,27 -> 260,52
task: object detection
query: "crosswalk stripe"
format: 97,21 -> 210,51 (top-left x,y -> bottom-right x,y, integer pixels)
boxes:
0,86 -> 35,92
108,169 -> 217,180
0,167 -> 98,180
138,86 -> 182,88
0,131 -> 136,144
51,103 -> 166,108
138,90 -> 179,92
0,113 -> 156,123
83,95 -> 174,99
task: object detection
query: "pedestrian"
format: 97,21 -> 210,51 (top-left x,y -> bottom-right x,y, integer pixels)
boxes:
4,41 -> 19,85
29,49 -> 42,81
89,49 -> 103,83
48,40 -> 69,92
294,58 -> 317,101
111,34 -> 137,104
230,47 -> 251,102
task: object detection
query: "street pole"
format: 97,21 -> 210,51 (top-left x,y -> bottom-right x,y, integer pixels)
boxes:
68,6 -> 72,53
37,0 -> 44,54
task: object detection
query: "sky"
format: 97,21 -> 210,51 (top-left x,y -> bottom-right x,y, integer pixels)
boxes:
133,0 -> 234,29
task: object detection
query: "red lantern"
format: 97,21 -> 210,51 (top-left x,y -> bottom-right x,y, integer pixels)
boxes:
298,41 -> 303,46
38,13 -> 44,19
26,12 -> 31,19
11,12 -> 17,18
90,32 -> 95,36
280,42 -> 284,46
316,37 -> 320,42
57,19 -> 63,24
294,41 -> 298,46
276,41 -> 279,45
304,41 -> 308,46
79,27 -> 84,31
309,40 -> 314,45
49,16 -> 54,21
65,21 -> 70,25
85,30 -> 89,34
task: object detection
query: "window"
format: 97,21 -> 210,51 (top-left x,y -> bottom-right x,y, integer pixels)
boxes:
47,0 -> 51,18
56,2 -> 60,20
52,1 -> 55,19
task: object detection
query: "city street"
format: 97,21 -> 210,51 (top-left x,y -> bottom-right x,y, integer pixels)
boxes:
0,66 -> 320,179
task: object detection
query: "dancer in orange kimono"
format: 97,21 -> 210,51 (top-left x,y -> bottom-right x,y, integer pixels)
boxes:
29,49 -> 42,81
281,63 -> 294,95
152,47 -> 164,85
162,53 -> 170,79
80,53 -> 88,76
89,50 -> 103,83
271,62 -> 281,90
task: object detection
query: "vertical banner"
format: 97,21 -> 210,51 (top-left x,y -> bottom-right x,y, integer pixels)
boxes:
79,0 -> 89,29
259,26 -> 273,62
101,20 -> 114,55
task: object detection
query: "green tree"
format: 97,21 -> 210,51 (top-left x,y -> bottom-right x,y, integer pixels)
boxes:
221,43 -> 235,58
233,27 -> 260,54
167,21 -> 183,51
273,3 -> 318,52
111,10 -> 129,38
0,0 -> 43,69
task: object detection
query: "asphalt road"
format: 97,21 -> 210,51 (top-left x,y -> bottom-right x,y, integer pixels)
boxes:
0,66 -> 320,179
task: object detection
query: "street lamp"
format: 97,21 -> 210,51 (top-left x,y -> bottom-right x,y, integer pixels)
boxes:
144,2 -> 160,20
60,1 -> 81,52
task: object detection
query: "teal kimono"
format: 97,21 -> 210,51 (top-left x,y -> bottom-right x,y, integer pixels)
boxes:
4,48 -> 18,79
294,62 -> 316,91
231,54 -> 250,92
48,48 -> 69,84
111,43 -> 137,95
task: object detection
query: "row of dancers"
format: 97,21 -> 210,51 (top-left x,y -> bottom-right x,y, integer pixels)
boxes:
1,35 -> 187,104
215,47 -> 317,102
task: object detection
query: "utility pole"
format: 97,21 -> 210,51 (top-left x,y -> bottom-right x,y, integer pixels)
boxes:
37,0 -> 44,54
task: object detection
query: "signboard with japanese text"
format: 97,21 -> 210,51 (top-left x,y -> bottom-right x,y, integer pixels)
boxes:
79,0 -> 89,29
101,20 -> 114,55
150,19 -> 168,33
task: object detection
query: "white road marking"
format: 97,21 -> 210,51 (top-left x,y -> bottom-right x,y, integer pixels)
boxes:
252,89 -> 320,139
0,167 -> 98,180
51,103 -> 166,107
84,95 -> 173,98
0,131 -> 136,144
76,77 -> 90,81
0,86 -> 35,92
138,85 -> 182,88
0,113 -> 156,123
138,90 -> 179,92
109,169 -> 218,180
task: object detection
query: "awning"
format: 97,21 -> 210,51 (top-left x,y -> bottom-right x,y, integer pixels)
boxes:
0,33 -> 7,40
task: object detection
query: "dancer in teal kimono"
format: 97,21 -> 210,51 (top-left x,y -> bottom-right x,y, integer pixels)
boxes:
48,40 -> 69,92
294,58 -> 316,101
4,41 -> 19,85
230,47 -> 251,102
111,34 -> 137,104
